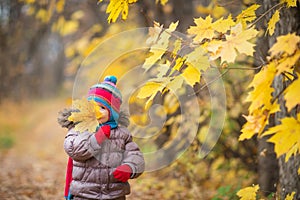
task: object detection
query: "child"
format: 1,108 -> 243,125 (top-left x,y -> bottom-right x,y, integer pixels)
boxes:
61,75 -> 145,200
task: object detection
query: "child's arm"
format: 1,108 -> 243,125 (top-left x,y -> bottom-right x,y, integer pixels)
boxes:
121,132 -> 145,179
64,125 -> 111,162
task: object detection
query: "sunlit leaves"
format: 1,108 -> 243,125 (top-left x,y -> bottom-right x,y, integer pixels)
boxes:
284,77 -> 300,112
207,23 -> 258,63
35,9 -> 49,23
56,0 -> 65,13
263,113 -> 300,162
237,185 -> 296,200
240,111 -> 267,140
100,0 -> 138,23
269,33 -> 300,57
239,63 -> 279,140
68,98 -> 102,133
281,0 -> 297,7
143,21 -> 179,72
188,15 -> 235,42
236,184 -> 259,200
188,16 -> 217,42
246,63 -> 276,113
236,4 -> 260,27
241,31 -> 300,161
185,46 -> 210,72
137,81 -> 165,99
267,10 -> 280,36
188,14 -> 258,64
156,0 -> 168,6
285,192 -> 296,200
52,16 -> 79,36
137,80 -> 166,109
182,64 -> 201,86
213,15 -> 235,33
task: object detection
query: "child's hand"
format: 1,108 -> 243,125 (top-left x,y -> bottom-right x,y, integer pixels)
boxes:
58,108 -> 78,130
94,125 -> 111,144
113,164 -> 132,182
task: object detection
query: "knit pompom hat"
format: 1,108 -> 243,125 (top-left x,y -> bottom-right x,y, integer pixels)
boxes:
87,75 -> 122,129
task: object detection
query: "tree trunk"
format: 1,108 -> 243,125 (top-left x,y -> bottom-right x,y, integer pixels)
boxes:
255,0 -> 279,196
260,0 -> 300,199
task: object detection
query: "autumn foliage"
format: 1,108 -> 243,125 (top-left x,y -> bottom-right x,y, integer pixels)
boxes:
1,0 -> 299,199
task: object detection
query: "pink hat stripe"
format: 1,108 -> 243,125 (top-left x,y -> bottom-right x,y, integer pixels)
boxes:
88,88 -> 121,112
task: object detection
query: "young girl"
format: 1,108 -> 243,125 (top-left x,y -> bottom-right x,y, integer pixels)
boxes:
60,75 -> 145,200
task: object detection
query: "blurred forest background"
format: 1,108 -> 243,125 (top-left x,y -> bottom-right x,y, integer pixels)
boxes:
0,0 -> 299,199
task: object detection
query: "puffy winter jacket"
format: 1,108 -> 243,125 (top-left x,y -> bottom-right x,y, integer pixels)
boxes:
64,126 -> 145,199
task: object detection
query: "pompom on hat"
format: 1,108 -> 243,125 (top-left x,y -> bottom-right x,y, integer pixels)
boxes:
87,75 -> 122,129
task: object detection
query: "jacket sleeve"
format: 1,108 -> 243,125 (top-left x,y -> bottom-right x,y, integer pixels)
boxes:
121,130 -> 145,179
64,129 -> 105,162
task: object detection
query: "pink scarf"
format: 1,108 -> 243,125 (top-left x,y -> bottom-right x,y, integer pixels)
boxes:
64,157 -> 73,199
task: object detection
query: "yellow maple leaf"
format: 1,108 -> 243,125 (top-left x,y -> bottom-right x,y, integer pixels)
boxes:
246,63 -> 276,113
68,98 -> 103,133
236,184 -> 259,200
263,113 -> 300,161
146,22 -> 163,45
236,4 -> 260,28
240,112 -> 267,141
182,63 -> 201,86
267,10 -> 280,36
188,15 -> 235,43
143,21 -> 179,72
207,23 -> 258,63
137,80 -> 166,99
240,64 -> 280,141
137,78 -> 169,109
173,57 -> 186,71
269,33 -> 300,57
166,76 -> 184,92
188,15 -> 215,42
284,77 -> 300,111
213,15 -> 236,33
281,0 -> 297,7
186,46 -> 210,71
156,0 -> 168,5
285,192 -> 296,200
105,0 -> 138,23
276,50 -> 300,75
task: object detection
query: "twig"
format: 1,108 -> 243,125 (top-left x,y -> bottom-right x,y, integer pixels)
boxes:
225,64 -> 264,71
248,2 -> 283,28
190,69 -> 229,96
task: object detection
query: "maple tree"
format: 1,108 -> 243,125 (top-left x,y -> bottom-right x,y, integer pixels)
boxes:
95,0 -> 300,199
6,0 -> 298,199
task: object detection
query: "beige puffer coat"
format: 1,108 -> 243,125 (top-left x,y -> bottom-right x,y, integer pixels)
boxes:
64,126 -> 145,200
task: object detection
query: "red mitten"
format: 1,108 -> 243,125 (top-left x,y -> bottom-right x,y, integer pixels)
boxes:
113,165 -> 132,182
94,125 -> 111,144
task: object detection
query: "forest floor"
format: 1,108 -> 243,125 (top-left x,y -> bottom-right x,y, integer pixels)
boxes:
0,98 -> 154,200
